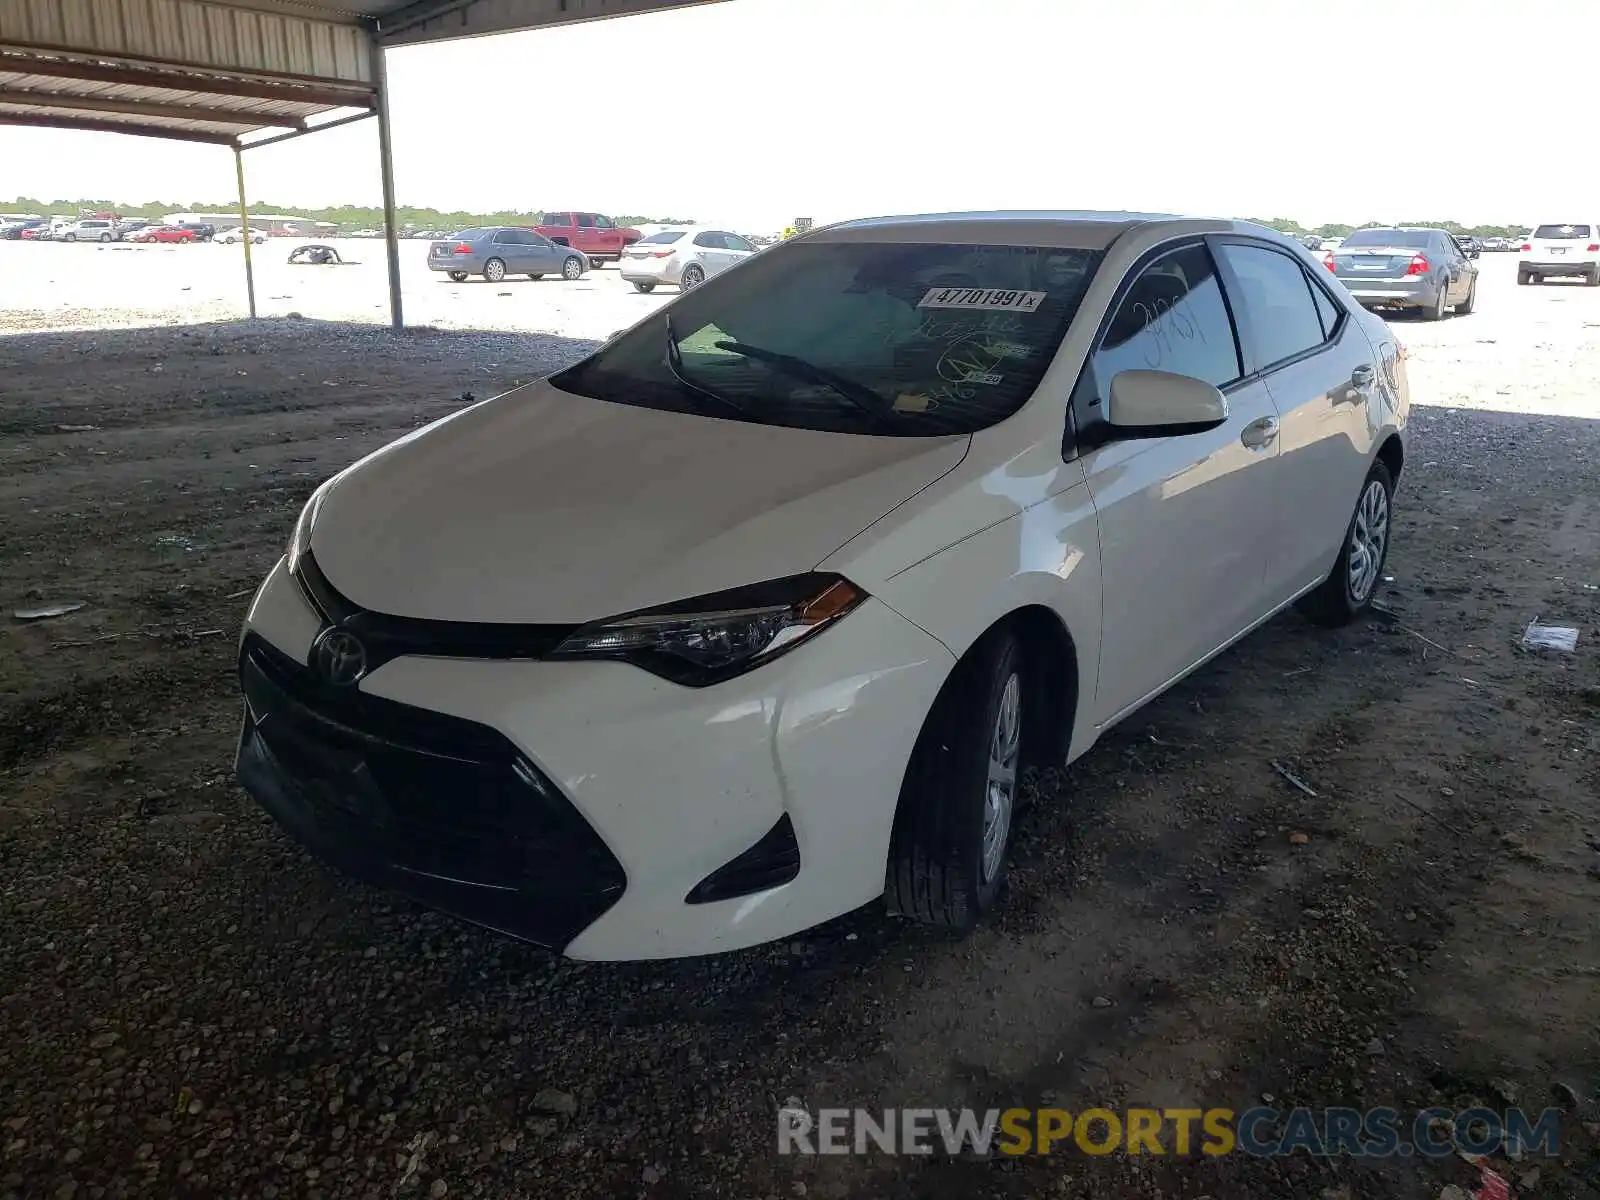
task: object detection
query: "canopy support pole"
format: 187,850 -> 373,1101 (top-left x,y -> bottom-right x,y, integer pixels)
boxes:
233,144 -> 257,319
371,35 -> 403,330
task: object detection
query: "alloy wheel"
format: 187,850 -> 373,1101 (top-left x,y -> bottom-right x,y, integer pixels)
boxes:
981,672 -> 1021,884
484,258 -> 505,282
563,256 -> 582,280
1346,479 -> 1389,603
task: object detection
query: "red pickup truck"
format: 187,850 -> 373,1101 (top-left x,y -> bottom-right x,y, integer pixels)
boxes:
532,212 -> 642,265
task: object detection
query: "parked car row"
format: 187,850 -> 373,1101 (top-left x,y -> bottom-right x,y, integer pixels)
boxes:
0,217 -> 221,242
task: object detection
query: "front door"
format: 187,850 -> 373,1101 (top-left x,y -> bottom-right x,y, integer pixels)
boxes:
1074,240 -> 1281,726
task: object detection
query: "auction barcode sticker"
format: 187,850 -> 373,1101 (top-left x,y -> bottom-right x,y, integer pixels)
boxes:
917,287 -> 1047,313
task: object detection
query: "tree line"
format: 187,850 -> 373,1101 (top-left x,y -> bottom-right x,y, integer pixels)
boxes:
1244,217 -> 1530,239
0,198 -> 696,230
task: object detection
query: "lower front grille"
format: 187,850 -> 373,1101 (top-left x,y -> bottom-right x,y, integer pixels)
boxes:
237,633 -> 625,947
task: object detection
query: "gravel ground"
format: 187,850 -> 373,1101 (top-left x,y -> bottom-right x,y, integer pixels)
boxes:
1,256 -> 1598,1200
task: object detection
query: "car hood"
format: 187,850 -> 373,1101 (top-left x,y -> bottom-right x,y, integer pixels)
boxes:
308,380 -> 969,623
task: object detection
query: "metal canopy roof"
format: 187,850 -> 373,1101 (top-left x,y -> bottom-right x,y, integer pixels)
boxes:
0,0 -> 719,145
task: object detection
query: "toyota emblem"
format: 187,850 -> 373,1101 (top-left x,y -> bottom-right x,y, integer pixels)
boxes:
312,627 -> 368,687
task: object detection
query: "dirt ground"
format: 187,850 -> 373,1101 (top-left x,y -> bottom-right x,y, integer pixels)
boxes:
1,258 -> 1598,1200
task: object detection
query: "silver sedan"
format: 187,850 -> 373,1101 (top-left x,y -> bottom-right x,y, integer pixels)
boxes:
618,227 -> 758,293
427,227 -> 589,283
1322,227 -> 1478,320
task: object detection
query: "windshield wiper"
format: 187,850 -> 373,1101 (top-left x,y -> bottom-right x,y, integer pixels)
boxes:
664,313 -> 749,418
712,339 -> 892,422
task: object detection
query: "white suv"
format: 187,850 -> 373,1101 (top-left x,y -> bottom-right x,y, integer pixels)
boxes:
58,219 -> 117,243
1518,223 -> 1600,285
236,213 -> 1409,960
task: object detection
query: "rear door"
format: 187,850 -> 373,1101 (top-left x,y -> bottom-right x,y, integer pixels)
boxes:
1074,239 -> 1282,724
1211,237 -> 1379,608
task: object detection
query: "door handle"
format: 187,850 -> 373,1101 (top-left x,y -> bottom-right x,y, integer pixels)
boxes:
1240,416 -> 1279,449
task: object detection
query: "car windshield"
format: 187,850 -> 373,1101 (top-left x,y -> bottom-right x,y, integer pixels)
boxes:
1340,229 -> 1433,249
1532,224 -> 1592,239
640,231 -> 686,244
550,240 -> 1102,437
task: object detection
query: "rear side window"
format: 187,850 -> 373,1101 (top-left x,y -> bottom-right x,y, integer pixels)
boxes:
1533,224 -> 1592,239
1309,278 -> 1342,339
1215,243 -> 1327,370
639,231 -> 685,244
1093,243 -> 1242,390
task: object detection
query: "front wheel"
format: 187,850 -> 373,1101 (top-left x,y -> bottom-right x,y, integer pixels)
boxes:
632,281 -> 656,294
680,264 -> 705,290
1297,460 -> 1394,627
562,255 -> 584,281
885,630 -> 1026,929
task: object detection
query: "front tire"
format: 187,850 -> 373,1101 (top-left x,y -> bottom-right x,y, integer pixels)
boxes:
562,255 -> 584,281
886,631 -> 1025,929
483,257 -> 506,283
1297,460 -> 1394,627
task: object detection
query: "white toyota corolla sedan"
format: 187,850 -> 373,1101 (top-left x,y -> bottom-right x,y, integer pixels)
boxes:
236,211 -> 1409,960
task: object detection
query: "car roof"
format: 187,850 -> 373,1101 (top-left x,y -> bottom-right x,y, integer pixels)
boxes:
810,209 -> 1247,249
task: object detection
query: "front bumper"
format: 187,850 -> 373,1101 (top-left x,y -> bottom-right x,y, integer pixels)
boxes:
236,557 -> 956,959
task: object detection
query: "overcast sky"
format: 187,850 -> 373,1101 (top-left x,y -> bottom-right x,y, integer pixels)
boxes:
1,0 -> 1594,231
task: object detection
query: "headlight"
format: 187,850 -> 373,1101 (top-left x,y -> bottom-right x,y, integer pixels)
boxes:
285,477 -> 337,574
550,574 -> 866,686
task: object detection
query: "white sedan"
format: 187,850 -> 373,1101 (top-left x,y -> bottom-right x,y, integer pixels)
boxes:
236,210 -> 1408,960
619,226 -> 757,293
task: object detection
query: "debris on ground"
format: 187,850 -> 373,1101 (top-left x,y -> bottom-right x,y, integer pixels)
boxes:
1521,620 -> 1580,652
1271,760 -> 1319,797
13,600 -> 86,621
1288,831 -> 1312,845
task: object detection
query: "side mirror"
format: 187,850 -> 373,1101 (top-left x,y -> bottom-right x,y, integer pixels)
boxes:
1107,370 -> 1229,434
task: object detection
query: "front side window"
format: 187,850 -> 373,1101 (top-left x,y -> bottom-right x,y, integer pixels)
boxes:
726,233 -> 757,253
551,240 -> 1103,437
1091,244 -> 1241,392
576,213 -> 595,228
593,214 -> 615,229
1215,243 -> 1328,370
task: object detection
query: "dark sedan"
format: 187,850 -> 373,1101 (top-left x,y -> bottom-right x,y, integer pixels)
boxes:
427,227 -> 589,283
1322,227 -> 1479,320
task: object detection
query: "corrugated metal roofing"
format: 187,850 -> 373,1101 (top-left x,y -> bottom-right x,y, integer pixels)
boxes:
0,0 -> 722,144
